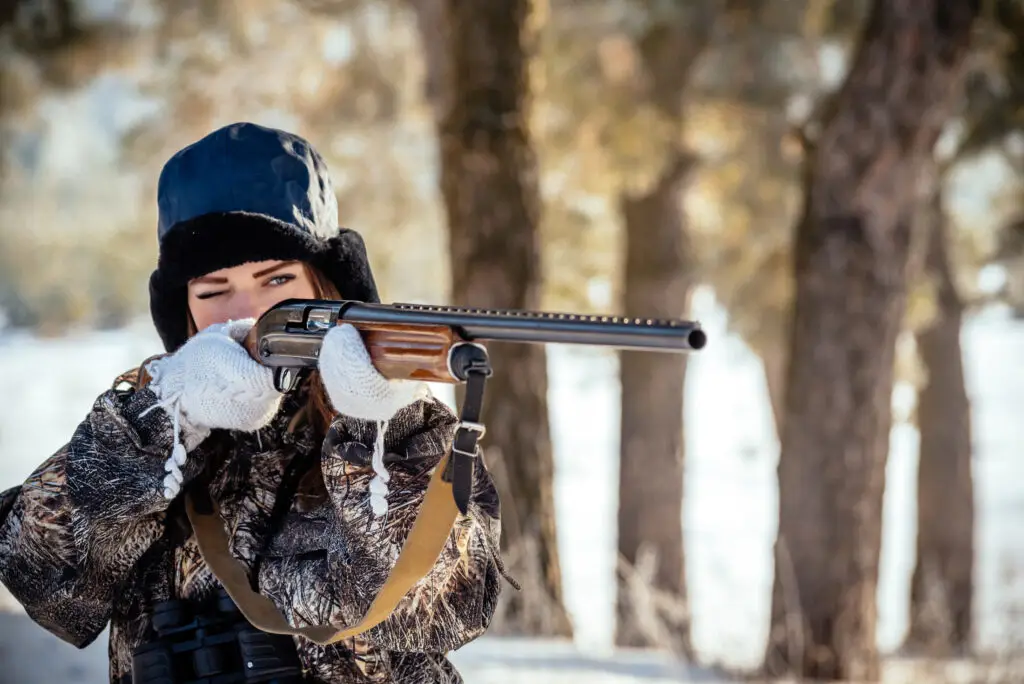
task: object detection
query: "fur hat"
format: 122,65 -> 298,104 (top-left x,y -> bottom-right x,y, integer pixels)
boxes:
148,122 -> 380,352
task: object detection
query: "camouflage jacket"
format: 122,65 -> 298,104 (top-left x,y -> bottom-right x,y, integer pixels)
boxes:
0,371 -> 503,683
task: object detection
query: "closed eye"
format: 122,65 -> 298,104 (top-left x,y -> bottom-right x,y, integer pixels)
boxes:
195,290 -> 226,300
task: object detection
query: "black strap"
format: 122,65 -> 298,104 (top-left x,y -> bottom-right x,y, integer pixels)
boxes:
448,365 -> 489,515
250,446 -> 319,591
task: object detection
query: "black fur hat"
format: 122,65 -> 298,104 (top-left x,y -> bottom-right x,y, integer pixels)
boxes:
149,122 -> 380,352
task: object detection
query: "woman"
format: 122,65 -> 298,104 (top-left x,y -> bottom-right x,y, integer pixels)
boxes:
0,122 -> 505,683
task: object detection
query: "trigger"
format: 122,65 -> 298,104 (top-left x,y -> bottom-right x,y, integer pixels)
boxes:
273,367 -> 302,393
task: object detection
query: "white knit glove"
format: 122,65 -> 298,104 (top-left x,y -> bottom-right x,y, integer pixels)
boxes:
319,323 -> 429,422
318,323 -> 430,517
142,318 -> 284,499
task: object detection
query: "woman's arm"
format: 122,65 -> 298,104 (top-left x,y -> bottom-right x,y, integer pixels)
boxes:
0,381 -> 193,648
0,320 -> 282,649
320,396 -> 505,652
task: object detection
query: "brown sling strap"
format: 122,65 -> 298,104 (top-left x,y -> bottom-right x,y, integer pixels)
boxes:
185,345 -> 491,645
185,449 -> 460,645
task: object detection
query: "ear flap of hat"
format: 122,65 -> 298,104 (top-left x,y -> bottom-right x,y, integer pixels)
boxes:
149,269 -> 190,353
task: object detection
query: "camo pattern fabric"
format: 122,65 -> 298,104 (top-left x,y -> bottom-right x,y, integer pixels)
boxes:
0,370 -> 504,684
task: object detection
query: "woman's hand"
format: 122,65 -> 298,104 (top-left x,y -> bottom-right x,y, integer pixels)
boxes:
144,318 -> 283,497
318,323 -> 431,517
147,318 -> 283,434
318,323 -> 429,422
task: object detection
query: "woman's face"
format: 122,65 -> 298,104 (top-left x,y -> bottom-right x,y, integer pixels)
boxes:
187,260 -> 318,332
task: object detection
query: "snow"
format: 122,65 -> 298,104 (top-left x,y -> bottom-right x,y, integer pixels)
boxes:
1,291 -> 1023,682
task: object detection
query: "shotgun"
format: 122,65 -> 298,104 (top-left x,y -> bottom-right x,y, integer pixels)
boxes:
245,298 -> 707,393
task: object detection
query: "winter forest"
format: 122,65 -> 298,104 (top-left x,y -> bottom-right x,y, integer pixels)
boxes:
1,0 -> 1024,682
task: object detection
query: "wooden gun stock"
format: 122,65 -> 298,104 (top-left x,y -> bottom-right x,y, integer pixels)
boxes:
354,323 -> 463,383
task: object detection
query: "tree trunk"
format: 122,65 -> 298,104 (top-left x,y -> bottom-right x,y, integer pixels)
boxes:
437,0 -> 573,637
761,336 -> 788,443
762,0 -> 979,680
615,154 -> 696,657
406,0 -> 449,121
612,5 -> 714,656
903,179 -> 975,657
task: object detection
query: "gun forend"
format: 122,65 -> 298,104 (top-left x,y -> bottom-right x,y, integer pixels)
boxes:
246,298 -> 707,385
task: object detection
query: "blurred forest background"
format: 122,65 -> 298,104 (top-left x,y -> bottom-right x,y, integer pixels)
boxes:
2,0 -> 1024,682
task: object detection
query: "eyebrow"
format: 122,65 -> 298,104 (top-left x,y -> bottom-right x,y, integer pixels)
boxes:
252,261 -> 299,278
191,261 -> 299,285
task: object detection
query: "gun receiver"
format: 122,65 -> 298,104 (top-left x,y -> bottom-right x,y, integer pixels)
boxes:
247,298 -> 706,391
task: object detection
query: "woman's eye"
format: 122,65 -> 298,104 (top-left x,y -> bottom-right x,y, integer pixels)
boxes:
267,274 -> 296,287
195,291 -> 224,300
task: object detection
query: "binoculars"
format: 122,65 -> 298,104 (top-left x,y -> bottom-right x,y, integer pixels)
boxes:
131,587 -> 304,684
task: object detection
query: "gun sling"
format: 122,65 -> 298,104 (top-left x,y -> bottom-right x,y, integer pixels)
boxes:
184,361 -> 489,645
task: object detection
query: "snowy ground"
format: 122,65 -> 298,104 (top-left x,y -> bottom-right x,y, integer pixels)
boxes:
1,289 -> 1023,682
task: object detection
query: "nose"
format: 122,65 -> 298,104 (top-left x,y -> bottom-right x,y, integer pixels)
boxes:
226,291 -> 264,323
